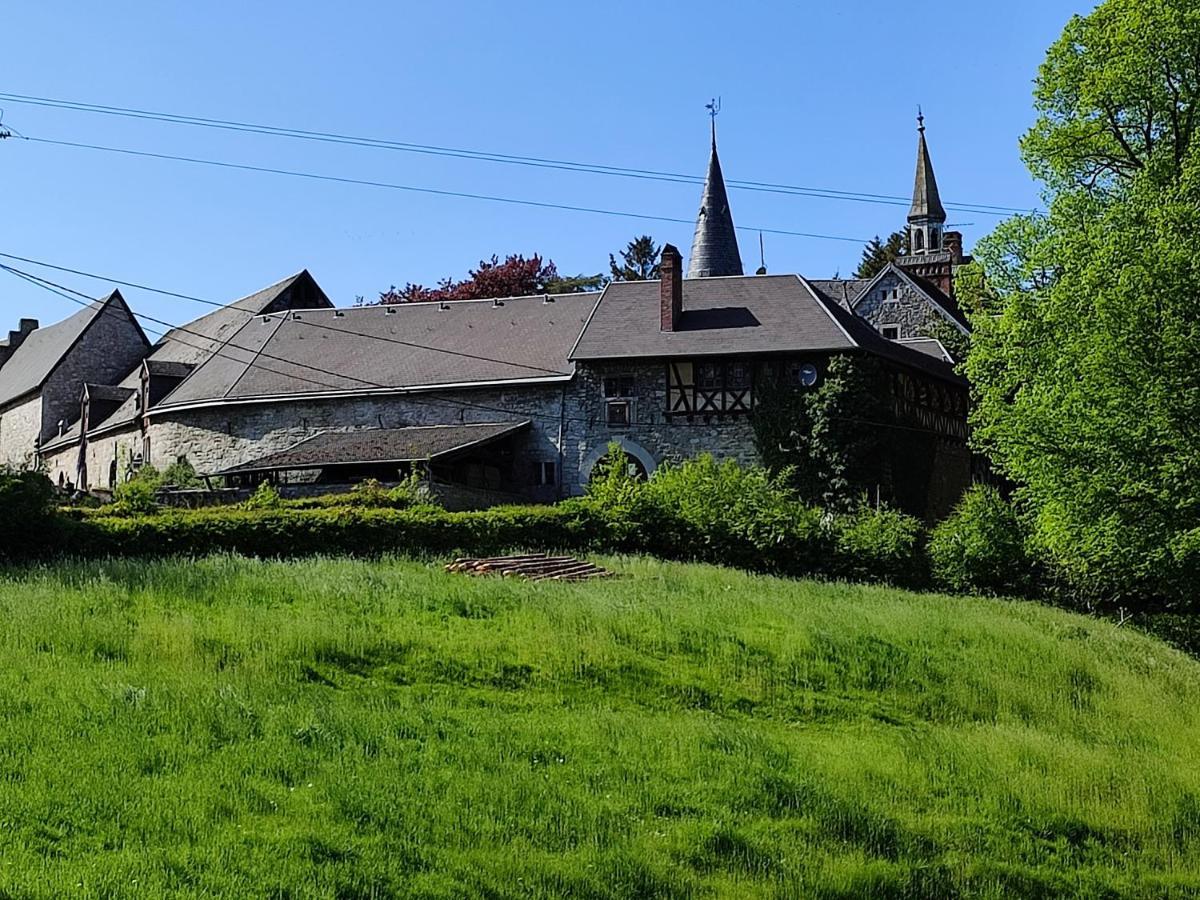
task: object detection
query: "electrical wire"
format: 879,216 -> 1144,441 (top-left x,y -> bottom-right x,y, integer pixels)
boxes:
0,90 -> 1032,216
16,134 -> 874,244
1,260 -> 966,443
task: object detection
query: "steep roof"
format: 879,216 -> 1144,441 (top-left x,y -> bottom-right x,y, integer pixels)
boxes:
0,291 -> 138,409
149,270 -> 331,367
156,292 -> 599,409
216,421 -> 530,475
808,278 -> 873,311
570,273 -> 963,384
687,128 -> 743,278
571,275 -> 857,361
908,121 -> 947,223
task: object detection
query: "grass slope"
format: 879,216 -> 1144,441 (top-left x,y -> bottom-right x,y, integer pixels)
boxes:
0,556 -> 1196,898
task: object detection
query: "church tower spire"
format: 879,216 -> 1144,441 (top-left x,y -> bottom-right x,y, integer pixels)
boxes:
907,110 -> 947,255
687,103 -> 743,278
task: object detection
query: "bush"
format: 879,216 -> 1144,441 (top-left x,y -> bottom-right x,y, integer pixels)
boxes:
830,504 -> 928,587
68,503 -> 606,560
0,468 -> 56,560
160,457 -> 202,488
929,485 -> 1038,597
242,482 -> 282,510
112,465 -> 163,514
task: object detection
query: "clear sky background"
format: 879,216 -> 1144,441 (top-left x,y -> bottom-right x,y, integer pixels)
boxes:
1,1 -> 1093,336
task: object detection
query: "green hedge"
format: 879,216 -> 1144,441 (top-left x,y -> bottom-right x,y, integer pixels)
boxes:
64,504 -> 606,561
14,460 -> 1036,598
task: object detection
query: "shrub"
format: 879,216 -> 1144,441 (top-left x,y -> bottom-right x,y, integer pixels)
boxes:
0,468 -> 56,560
829,504 -> 927,587
160,457 -> 202,488
243,482 -> 282,510
112,465 -> 163,514
929,485 -> 1038,597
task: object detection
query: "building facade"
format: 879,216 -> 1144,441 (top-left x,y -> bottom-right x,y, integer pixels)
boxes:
21,118 -> 977,518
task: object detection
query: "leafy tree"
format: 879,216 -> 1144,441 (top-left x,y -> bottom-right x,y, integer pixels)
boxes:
380,254 -> 603,303
609,235 -> 661,281
1023,0 -> 1200,191
544,272 -> 608,294
854,231 -> 908,279
964,0 -> 1200,606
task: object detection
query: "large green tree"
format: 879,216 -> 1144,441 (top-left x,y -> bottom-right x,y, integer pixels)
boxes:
964,0 -> 1200,606
609,235 -> 661,281
854,231 -> 908,279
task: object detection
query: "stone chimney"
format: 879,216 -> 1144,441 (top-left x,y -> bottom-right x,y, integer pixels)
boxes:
660,244 -> 683,332
944,231 -> 964,264
0,318 -> 38,368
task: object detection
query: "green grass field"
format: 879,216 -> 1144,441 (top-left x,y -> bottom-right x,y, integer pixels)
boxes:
0,556 -> 1196,898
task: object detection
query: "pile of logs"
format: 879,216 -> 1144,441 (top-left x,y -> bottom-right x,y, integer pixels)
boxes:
446,553 -> 613,582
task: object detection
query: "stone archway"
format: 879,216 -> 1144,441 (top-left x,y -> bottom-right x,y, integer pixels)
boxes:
580,437 -> 657,486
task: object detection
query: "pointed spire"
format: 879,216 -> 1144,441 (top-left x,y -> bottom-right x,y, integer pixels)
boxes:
908,109 -> 946,223
688,109 -> 743,278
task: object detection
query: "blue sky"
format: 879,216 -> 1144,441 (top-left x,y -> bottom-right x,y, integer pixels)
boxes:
1,1 -> 1092,335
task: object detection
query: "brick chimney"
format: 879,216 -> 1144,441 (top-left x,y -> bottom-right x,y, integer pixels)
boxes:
944,230 -> 964,265
0,318 -> 38,368
660,243 -> 683,332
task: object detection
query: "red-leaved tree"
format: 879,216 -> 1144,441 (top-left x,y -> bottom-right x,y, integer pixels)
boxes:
380,254 -> 567,304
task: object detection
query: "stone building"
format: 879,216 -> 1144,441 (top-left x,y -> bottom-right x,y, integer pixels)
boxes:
30,116 -> 977,517
0,291 -> 147,472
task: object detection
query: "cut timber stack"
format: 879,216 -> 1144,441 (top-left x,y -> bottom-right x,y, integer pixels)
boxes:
446,554 -> 613,582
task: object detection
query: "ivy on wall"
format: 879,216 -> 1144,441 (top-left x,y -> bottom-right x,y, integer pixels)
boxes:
751,355 -> 892,509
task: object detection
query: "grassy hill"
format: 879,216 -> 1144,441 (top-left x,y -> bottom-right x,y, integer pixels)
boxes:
0,556 -> 1197,898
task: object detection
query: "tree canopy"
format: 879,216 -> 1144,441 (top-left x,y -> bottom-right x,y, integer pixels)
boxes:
963,0 -> 1200,606
609,235 -> 661,281
854,231 -> 908,279
379,254 -> 604,304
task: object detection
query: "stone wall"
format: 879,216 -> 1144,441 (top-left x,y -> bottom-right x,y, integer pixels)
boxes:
39,304 -> 147,447
146,385 -> 569,501
0,394 -> 44,469
563,361 -> 758,490
853,269 -> 965,342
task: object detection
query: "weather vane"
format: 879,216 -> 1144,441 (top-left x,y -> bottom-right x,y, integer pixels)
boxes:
917,104 -> 925,133
706,97 -> 722,121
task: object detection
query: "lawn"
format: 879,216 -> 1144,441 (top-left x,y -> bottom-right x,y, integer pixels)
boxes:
0,556 -> 1196,898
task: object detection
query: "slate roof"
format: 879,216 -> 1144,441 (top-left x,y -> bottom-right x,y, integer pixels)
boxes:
570,273 -> 964,385
157,292 -> 599,409
896,337 -> 954,363
808,279 -> 873,311
687,129 -> 743,277
909,124 -> 947,222
84,383 -> 136,403
0,291 -> 132,409
217,421 -> 530,474
45,272 -> 334,447
570,275 -> 857,360
149,270 -> 331,368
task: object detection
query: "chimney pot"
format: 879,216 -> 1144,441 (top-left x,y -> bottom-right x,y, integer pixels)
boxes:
660,244 -> 683,332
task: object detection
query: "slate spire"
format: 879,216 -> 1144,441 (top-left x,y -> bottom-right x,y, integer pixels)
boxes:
907,111 -> 947,255
907,111 -> 947,224
687,119 -> 743,278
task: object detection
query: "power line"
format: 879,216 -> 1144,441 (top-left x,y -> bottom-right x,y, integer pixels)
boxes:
1,260 -> 962,442
0,250 -> 572,377
0,90 -> 1031,217
19,134 -> 876,245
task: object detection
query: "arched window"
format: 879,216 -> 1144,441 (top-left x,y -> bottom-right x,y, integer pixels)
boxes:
914,229 -> 925,252
930,227 -> 941,250
109,459 -> 118,490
